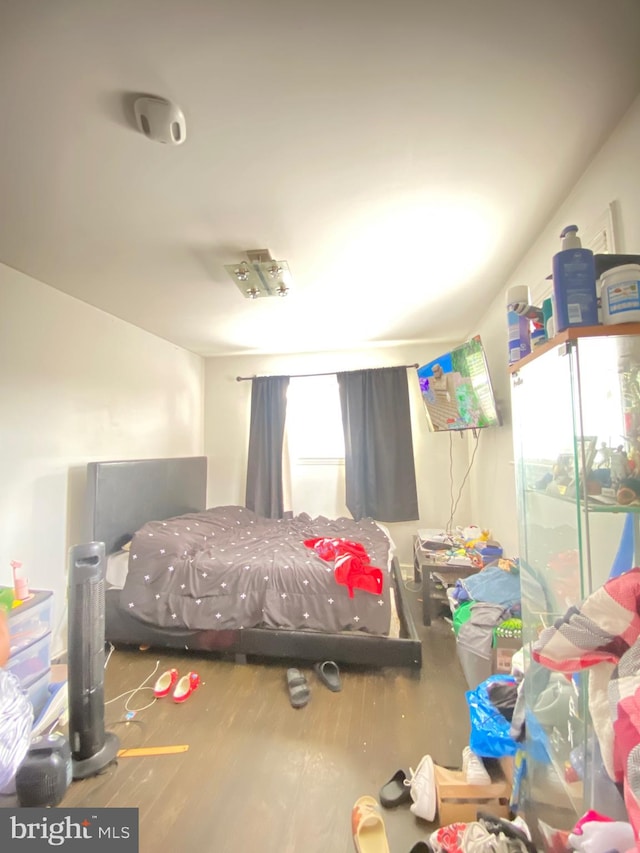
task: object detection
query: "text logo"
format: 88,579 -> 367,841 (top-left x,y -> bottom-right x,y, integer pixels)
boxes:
0,808 -> 138,850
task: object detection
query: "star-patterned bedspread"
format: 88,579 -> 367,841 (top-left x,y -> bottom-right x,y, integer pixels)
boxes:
119,506 -> 393,635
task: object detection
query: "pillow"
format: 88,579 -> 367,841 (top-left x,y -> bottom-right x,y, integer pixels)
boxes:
374,521 -> 396,571
106,549 -> 130,589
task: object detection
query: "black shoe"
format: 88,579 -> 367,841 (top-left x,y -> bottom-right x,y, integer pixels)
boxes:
379,768 -> 412,808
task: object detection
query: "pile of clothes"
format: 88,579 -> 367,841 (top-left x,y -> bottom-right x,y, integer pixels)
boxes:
427,812 -> 535,853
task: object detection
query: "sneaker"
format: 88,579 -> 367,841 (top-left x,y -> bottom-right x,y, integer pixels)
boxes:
462,746 -> 491,785
405,754 -> 436,821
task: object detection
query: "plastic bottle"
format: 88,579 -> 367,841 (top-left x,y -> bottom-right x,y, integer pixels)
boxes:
11,560 -> 29,601
542,296 -> 554,340
552,225 -> 598,331
506,285 -> 531,365
507,310 -> 531,364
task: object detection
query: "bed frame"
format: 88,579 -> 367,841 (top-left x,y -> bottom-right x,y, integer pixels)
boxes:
88,456 -> 422,669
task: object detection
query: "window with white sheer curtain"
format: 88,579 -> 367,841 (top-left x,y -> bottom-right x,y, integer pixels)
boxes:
285,375 -> 345,463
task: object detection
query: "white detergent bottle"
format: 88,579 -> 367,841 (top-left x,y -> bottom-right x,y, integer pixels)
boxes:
552,225 -> 598,331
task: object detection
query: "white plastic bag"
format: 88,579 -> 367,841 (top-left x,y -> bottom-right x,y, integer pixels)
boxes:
0,669 -> 33,792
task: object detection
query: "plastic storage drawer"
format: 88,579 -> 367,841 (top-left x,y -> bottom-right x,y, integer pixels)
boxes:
8,591 -> 54,656
22,667 -> 52,719
7,631 -> 52,686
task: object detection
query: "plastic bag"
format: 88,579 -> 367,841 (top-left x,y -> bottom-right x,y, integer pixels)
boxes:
0,669 -> 34,792
466,673 -> 518,758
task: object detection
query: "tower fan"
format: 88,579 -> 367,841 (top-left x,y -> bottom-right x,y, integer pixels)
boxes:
67,542 -> 119,779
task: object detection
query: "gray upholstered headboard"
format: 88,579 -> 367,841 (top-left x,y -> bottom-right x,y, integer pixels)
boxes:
86,456 -> 207,554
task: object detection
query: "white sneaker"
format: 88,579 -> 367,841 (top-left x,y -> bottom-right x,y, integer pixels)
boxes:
462,746 -> 491,785
405,754 -> 436,821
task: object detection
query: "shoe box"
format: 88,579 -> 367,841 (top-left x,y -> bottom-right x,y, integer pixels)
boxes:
492,635 -> 521,674
434,763 -> 511,825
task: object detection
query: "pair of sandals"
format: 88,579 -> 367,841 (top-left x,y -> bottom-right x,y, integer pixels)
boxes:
153,668 -> 200,703
286,660 -> 341,708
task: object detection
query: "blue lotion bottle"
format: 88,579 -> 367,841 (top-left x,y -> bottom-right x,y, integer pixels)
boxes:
552,225 -> 598,331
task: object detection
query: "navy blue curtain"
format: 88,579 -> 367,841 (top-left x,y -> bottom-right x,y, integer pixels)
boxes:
337,366 -> 419,522
245,376 -> 290,518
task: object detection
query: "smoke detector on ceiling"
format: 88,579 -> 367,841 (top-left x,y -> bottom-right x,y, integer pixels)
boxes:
133,96 -> 186,145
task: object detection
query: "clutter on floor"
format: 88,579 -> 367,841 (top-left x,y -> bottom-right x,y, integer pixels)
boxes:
286,667 -> 311,708
313,659 -> 342,691
351,795 -> 390,853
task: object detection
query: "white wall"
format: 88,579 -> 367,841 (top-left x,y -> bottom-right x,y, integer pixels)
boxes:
0,263 -> 204,653
204,344 -> 474,569
470,94 -> 640,557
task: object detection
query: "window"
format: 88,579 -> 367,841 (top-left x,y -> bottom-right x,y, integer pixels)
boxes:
286,375 -> 345,463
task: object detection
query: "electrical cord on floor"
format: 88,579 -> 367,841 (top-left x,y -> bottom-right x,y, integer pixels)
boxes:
104,641 -> 115,670
104,645 -> 160,719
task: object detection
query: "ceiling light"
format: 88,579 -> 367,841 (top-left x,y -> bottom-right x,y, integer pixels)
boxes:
234,263 -> 251,282
224,250 -> 293,299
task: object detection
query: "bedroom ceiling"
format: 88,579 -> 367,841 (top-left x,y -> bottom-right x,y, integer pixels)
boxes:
1,1 -> 640,357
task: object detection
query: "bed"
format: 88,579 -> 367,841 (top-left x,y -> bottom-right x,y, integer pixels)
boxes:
88,456 -> 422,668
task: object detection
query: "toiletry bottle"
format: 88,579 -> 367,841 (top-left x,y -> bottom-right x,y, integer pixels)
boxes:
507,310 -> 531,365
11,560 -> 29,600
506,285 -> 532,365
552,225 -> 598,331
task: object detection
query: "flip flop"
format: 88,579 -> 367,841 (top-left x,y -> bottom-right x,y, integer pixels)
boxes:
351,796 -> 390,853
379,769 -> 411,808
313,660 -> 342,692
286,668 -> 310,708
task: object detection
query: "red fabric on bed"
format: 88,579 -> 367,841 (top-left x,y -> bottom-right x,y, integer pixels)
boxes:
304,537 -> 384,598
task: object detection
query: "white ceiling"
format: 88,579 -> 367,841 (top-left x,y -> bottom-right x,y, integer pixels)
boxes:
2,1 -> 640,357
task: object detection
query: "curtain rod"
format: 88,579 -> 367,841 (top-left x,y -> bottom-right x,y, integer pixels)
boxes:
236,363 -> 419,381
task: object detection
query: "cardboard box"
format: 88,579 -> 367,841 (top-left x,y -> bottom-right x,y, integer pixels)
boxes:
498,755 -> 514,786
434,764 -> 511,824
492,636 -> 521,674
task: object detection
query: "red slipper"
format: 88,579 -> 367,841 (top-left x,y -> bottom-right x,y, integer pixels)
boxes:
173,671 -> 200,703
153,668 -> 178,698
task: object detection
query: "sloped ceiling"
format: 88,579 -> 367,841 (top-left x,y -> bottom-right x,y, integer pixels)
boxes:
1,0 -> 640,356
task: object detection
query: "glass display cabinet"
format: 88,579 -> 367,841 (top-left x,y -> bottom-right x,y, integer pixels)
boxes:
510,324 -> 640,831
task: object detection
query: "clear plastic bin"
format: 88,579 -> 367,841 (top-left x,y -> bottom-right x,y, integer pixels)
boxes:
8,591 -> 53,656
7,631 -> 52,686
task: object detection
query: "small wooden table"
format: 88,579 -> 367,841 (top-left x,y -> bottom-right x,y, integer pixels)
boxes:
412,535 -> 481,626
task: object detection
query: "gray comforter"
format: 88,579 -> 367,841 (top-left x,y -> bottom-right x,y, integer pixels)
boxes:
119,506 -> 393,635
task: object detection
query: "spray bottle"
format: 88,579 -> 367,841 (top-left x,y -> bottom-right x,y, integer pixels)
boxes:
11,560 -> 29,601
552,225 -> 598,331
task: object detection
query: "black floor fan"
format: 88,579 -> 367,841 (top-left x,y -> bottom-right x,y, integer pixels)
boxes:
67,542 -> 119,779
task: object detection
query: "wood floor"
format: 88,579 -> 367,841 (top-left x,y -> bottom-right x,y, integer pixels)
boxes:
60,585 -> 471,853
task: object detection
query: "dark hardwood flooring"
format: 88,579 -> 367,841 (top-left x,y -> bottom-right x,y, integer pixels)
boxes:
61,586 -> 471,853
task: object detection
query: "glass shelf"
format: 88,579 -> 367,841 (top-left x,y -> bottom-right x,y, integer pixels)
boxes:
512,328 -> 640,830
525,488 -> 640,513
